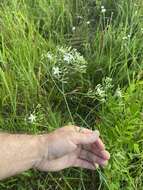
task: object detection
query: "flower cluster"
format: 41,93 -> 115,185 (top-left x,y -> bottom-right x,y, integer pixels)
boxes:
86,77 -> 113,103
95,84 -> 106,102
104,77 -> 113,90
86,77 -> 122,103
96,77 -> 113,102
101,5 -> 106,13
41,46 -> 87,83
86,77 -> 123,103
52,66 -> 61,78
122,34 -> 131,40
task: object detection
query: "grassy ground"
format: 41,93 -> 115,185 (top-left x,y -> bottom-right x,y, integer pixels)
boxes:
0,0 -> 143,189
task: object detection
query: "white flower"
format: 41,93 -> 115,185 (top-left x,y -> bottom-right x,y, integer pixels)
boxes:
101,98 -> 106,103
72,26 -> 76,31
105,77 -> 113,88
101,8 -> 106,13
97,87 -> 105,97
95,84 -> 106,98
105,77 -> 112,84
28,114 -> 36,123
41,52 -> 53,61
86,21 -> 90,25
63,53 -> 74,63
52,66 -> 61,77
101,6 -> 106,13
122,36 -> 128,40
57,47 -> 66,53
77,15 -> 83,19
47,52 -> 53,60
115,87 -> 122,98
122,34 -> 131,40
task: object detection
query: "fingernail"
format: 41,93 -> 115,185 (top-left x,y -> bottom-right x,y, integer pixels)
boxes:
101,150 -> 110,160
94,130 -> 100,137
94,163 -> 99,169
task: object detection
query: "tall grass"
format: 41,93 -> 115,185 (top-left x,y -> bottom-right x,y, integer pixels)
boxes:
0,0 -> 143,189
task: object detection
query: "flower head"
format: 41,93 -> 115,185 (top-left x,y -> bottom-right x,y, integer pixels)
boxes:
104,77 -> 113,89
47,52 -> 53,60
115,87 -> 122,98
86,21 -> 90,25
101,6 -> 106,13
122,36 -> 128,40
77,15 -> 83,19
52,66 -> 61,77
42,46 -> 87,83
95,84 -> 106,101
63,53 -> 74,63
122,34 -> 131,40
72,26 -> 76,31
101,8 -> 106,13
28,114 -> 36,123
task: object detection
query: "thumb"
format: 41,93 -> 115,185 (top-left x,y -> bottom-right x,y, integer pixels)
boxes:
73,130 -> 100,145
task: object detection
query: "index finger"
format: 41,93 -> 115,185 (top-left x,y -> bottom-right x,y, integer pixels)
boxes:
92,138 -> 105,150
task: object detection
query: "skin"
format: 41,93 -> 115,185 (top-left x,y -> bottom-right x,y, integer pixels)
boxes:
0,125 -> 110,180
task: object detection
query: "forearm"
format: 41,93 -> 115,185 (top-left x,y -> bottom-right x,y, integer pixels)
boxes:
0,133 -> 44,180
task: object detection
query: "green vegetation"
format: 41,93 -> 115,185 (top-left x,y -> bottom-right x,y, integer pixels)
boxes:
0,0 -> 143,189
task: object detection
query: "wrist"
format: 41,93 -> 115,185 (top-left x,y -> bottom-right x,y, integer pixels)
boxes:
33,134 -> 49,169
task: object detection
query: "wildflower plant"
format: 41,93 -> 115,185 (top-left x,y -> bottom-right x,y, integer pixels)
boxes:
1,0 -> 143,189
86,76 -> 124,106
41,46 -> 87,86
86,77 -> 114,103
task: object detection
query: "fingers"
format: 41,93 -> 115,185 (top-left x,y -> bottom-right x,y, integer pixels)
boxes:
36,151 -> 77,172
62,125 -> 94,134
62,126 -> 105,150
74,158 -> 96,170
83,143 -> 110,160
94,150 -> 110,160
82,138 -> 105,152
93,138 -> 105,150
79,149 -> 108,167
70,126 -> 110,161
73,130 -> 100,145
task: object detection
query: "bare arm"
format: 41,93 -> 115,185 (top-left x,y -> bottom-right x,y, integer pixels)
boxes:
0,133 -> 43,180
0,126 -> 110,180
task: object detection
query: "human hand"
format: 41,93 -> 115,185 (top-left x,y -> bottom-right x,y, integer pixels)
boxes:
35,125 -> 110,171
